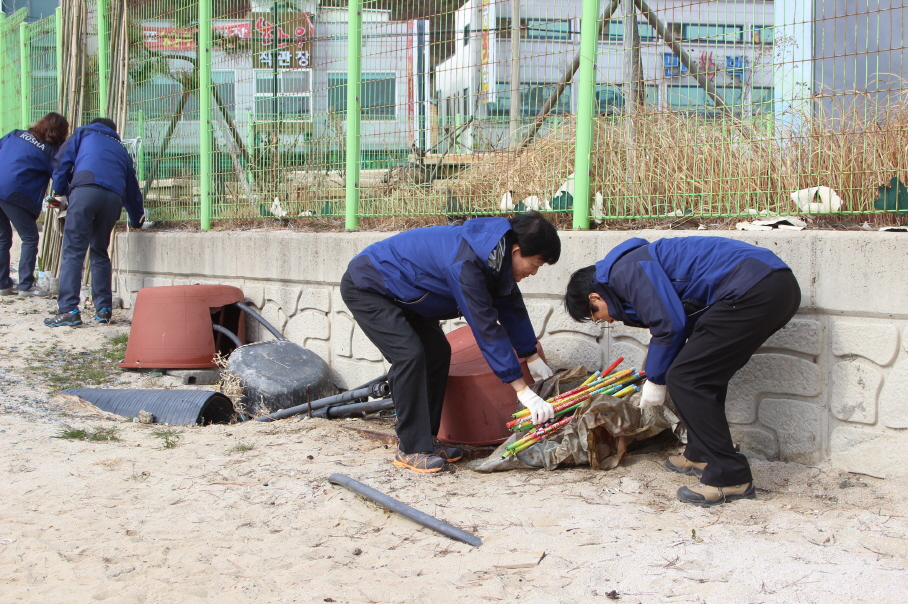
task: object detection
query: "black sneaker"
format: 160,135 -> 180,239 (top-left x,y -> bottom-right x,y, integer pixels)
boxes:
392,449 -> 447,473
95,308 -> 113,324
433,438 -> 464,462
44,310 -> 82,327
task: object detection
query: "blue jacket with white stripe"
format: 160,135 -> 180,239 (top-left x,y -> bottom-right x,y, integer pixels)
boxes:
593,237 -> 790,385
0,130 -> 57,217
347,217 -> 538,383
52,123 -> 144,227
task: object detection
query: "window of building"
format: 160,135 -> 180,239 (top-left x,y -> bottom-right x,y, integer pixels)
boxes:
751,87 -> 774,114
667,84 -> 744,115
525,18 -> 571,40
598,20 -> 657,42
488,81 -> 572,117
130,70 -> 236,121
328,72 -> 396,120
595,83 -> 658,114
464,23 -> 470,45
254,69 -> 310,122
667,23 -> 743,44
752,25 -> 774,45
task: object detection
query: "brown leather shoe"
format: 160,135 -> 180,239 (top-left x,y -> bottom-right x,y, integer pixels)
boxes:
665,455 -> 707,477
677,482 -> 755,507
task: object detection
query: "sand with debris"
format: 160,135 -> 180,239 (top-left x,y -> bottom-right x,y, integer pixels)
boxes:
1,293 -> 907,604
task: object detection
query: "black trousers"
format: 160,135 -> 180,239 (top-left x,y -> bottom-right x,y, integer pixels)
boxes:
340,271 -> 451,454
58,186 -> 123,313
666,269 -> 801,487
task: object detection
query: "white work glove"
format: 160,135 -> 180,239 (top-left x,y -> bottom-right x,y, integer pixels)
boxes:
516,386 -> 555,425
639,381 -> 667,409
526,354 -> 554,381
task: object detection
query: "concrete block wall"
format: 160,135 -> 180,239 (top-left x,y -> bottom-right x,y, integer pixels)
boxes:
112,229 -> 908,477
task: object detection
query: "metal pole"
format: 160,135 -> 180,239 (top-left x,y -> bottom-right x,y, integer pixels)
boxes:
328,474 -> 483,547
97,0 -> 109,116
55,8 -> 63,113
199,0 -> 212,230
137,109 -> 145,182
345,0 -> 362,230
572,0 -> 599,230
508,0 -> 521,148
19,21 -> 29,129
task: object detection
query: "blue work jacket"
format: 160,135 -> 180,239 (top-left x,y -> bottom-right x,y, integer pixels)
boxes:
348,217 -> 538,383
594,237 -> 790,385
0,130 -> 57,217
52,123 -> 144,227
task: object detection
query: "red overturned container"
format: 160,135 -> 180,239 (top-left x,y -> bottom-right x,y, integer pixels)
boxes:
120,285 -> 246,369
437,325 -> 544,446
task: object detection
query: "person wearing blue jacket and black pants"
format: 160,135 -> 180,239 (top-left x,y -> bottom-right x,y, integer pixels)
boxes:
564,237 -> 800,506
45,118 -> 145,327
341,212 -> 561,473
0,112 -> 69,297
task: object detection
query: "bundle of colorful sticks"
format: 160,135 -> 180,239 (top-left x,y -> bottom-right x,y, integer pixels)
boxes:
502,357 -> 646,459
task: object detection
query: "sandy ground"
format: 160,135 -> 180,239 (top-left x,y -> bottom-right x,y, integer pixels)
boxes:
2,293 -> 908,604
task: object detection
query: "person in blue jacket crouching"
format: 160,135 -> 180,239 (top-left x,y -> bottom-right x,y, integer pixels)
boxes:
45,118 -> 145,327
341,211 -> 561,473
0,112 -> 69,298
564,236 -> 800,506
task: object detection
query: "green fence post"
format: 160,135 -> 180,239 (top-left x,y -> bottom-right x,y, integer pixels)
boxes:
137,109 -> 145,182
55,7 -> 63,113
199,0 -> 212,230
0,13 -> 8,134
19,21 -> 29,129
97,0 -> 109,115
572,0 -> 598,230
345,0 -> 363,230
246,110 -> 255,183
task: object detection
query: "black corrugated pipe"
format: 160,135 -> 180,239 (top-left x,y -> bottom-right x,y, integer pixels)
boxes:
233,302 -> 284,340
254,381 -> 390,421
328,474 -> 482,546
312,397 -> 395,419
212,323 -> 243,348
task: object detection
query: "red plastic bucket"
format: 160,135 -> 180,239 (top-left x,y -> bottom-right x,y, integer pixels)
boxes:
437,326 -> 543,446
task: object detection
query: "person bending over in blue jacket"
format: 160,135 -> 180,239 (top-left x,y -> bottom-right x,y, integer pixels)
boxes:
341,211 -> 561,473
564,236 -> 800,506
45,118 -> 145,327
0,112 -> 69,298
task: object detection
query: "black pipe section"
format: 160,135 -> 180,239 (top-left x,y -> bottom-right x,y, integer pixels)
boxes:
350,373 -> 390,392
233,302 -> 284,340
212,323 -> 243,348
328,474 -> 482,547
254,381 -> 389,421
312,397 -> 395,419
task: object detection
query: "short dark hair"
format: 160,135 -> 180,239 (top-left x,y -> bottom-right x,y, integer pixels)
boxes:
509,210 -> 561,264
564,265 -> 597,322
29,112 -> 69,147
90,117 -> 118,132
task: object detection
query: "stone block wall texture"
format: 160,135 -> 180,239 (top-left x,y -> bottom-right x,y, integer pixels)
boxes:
112,229 -> 908,477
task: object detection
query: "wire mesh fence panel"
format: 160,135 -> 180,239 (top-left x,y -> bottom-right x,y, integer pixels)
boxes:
125,0 -> 206,222
27,16 -> 58,128
589,0 -> 908,222
0,9 -> 26,134
2,0 -> 906,226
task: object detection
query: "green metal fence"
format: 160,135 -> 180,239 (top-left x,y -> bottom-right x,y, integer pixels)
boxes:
1,0 -> 906,230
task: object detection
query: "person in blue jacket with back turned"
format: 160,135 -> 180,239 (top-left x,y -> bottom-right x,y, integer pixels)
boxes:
45,117 -> 145,327
564,236 -> 800,507
341,211 -> 561,473
0,112 -> 69,298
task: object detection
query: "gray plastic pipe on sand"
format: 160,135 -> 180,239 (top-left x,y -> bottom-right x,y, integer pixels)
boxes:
328,473 -> 482,547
